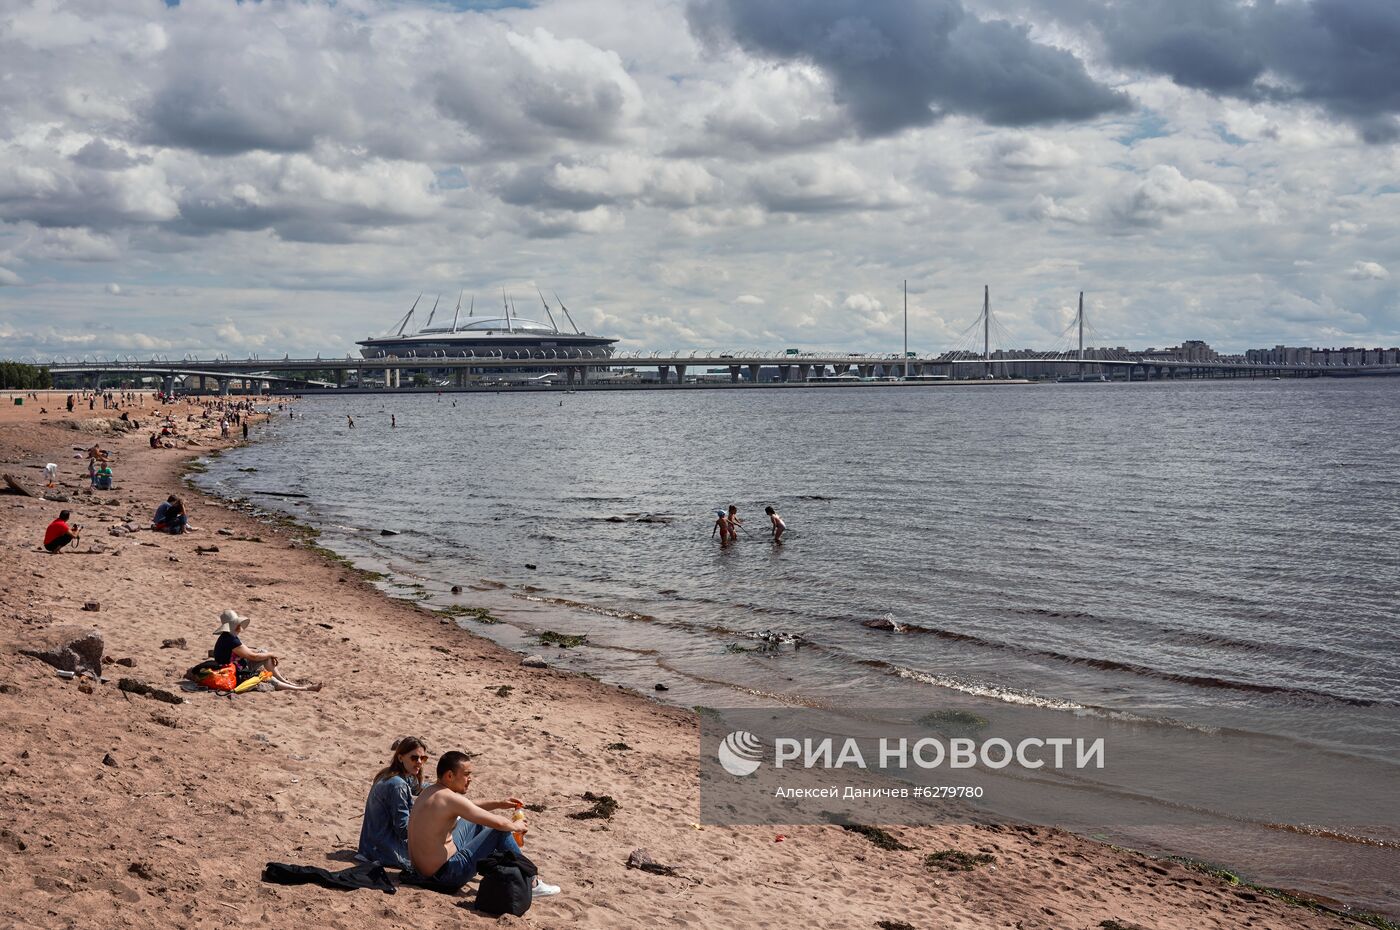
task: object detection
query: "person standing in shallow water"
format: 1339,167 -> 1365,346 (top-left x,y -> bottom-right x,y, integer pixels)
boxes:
391,414 -> 396,428
765,506 -> 785,543
713,508 -> 734,543
347,414 -> 355,429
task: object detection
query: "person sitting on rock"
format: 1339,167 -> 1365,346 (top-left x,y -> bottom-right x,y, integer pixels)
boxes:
43,510 -> 78,554
212,609 -> 321,693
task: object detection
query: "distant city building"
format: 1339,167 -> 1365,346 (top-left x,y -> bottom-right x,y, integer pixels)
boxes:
1245,345 -> 1400,367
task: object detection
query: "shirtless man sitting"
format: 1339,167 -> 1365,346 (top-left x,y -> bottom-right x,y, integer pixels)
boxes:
407,751 -> 560,898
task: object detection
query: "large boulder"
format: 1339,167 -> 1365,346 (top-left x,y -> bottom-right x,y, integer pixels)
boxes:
20,625 -> 105,678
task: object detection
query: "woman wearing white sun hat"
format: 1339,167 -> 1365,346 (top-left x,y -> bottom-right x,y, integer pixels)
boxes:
212,609 -> 322,693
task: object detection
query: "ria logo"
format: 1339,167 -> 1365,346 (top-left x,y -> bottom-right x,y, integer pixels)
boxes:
718,730 -> 764,777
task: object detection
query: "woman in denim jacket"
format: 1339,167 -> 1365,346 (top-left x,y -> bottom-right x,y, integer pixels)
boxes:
358,737 -> 432,869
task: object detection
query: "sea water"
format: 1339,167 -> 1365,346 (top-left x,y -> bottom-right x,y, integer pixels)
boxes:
197,378 -> 1400,914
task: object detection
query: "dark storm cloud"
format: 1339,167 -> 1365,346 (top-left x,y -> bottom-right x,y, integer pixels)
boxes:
1052,0 -> 1400,142
146,71 -> 335,156
71,140 -> 150,171
686,0 -> 1130,136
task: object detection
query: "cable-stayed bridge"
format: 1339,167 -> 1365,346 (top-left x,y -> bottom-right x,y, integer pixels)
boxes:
27,289 -> 1400,392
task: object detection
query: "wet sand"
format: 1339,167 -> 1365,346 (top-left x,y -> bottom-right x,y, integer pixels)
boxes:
0,391 -> 1366,929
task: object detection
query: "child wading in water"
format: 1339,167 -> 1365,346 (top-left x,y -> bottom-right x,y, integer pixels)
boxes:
713,505 -> 742,543
765,506 -> 785,543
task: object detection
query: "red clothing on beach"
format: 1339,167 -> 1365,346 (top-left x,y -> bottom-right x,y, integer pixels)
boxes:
43,519 -> 71,547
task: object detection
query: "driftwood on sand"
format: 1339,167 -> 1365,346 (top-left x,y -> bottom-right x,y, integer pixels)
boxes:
3,473 -> 39,497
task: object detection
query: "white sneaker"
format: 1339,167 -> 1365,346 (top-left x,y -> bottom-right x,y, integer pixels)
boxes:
531,878 -> 561,898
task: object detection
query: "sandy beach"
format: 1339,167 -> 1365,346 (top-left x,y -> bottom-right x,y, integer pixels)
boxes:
0,391 -> 1371,930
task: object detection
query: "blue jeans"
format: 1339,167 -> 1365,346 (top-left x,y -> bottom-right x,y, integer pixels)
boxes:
426,824 -> 522,892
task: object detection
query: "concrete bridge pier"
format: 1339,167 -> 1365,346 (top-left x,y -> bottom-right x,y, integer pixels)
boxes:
658,365 -> 670,384
728,366 -> 740,383
859,365 -> 873,379
576,366 -> 588,384
747,364 -> 761,382
798,363 -> 811,381
161,375 -> 175,396
777,365 -> 791,382
218,377 -> 230,396
335,370 -> 344,388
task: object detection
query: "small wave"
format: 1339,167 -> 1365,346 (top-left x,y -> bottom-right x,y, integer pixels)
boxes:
866,619 -> 1384,708
867,661 -> 1086,711
514,593 -> 656,623
652,660 -> 830,708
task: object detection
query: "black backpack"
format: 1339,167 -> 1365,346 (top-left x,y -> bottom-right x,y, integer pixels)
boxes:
475,848 -> 538,917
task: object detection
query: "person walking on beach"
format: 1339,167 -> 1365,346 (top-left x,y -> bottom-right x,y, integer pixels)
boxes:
43,510 -> 78,554
407,751 -> 559,897
765,506 -> 786,543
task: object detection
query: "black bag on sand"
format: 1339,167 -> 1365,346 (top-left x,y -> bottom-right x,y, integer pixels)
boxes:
475,849 -> 537,916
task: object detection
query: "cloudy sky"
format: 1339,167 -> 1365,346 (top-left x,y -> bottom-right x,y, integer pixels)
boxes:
2,0 -> 1399,360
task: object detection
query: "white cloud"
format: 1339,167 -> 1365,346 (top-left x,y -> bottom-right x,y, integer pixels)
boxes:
734,294 -> 764,305
1351,261 -> 1390,281
1111,165 -> 1237,228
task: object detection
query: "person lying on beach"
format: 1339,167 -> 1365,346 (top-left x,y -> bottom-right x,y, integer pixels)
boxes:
43,510 -> 78,554
765,505 -> 785,543
152,495 -> 188,534
407,751 -> 559,898
212,609 -> 322,693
